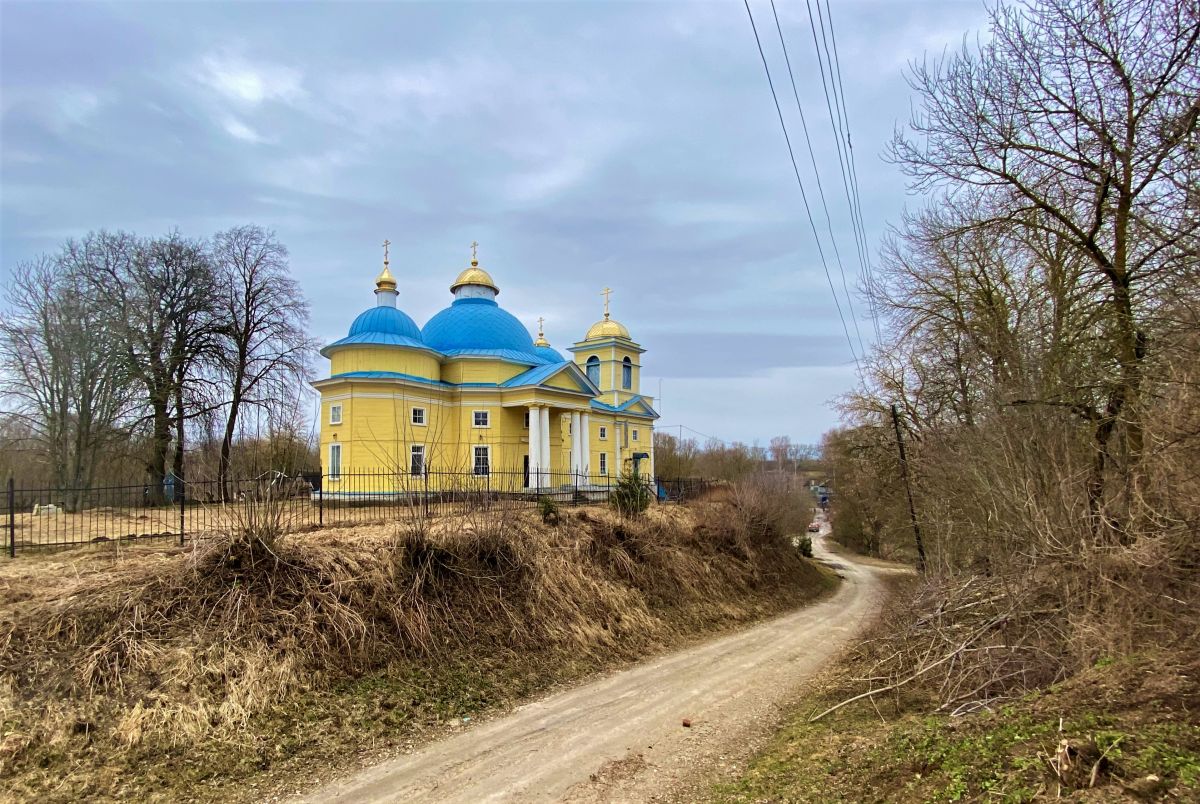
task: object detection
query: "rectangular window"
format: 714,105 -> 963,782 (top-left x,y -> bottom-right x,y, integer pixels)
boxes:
329,404 -> 342,425
632,429 -> 639,441
328,443 -> 342,480
599,453 -> 608,476
473,445 -> 490,476
410,445 -> 425,476
523,410 -> 530,429
599,425 -> 608,440
473,410 -> 490,428
411,407 -> 426,426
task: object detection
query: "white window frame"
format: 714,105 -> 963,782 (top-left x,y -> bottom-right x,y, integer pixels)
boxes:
411,407 -> 426,426
632,428 -> 639,441
472,409 -> 490,428
599,453 -> 608,476
622,357 -> 632,390
473,445 -> 490,476
329,403 -> 342,425
586,355 -> 600,385
410,444 -> 425,476
599,425 -> 608,440
328,443 -> 342,480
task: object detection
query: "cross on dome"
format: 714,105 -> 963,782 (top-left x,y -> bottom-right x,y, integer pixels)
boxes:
375,237 -> 398,295
585,286 -> 630,340
450,240 -> 499,297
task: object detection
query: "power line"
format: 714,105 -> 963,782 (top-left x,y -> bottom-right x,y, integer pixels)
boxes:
657,423 -> 734,446
741,0 -> 861,375
812,0 -> 884,345
767,0 -> 866,360
799,0 -> 881,348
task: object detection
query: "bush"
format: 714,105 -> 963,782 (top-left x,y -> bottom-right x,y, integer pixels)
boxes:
611,472 -> 652,518
538,495 -> 560,525
797,535 -> 813,558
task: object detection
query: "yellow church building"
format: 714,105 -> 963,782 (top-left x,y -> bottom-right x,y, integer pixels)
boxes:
312,246 -> 658,495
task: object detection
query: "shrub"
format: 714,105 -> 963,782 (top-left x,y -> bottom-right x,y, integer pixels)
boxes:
611,472 -> 652,518
797,535 -> 813,558
538,495 -> 560,525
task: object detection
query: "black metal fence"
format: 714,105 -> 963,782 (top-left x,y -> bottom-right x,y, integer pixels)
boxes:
3,471 -> 717,556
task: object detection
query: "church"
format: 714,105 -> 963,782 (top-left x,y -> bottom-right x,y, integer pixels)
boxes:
312,245 -> 659,493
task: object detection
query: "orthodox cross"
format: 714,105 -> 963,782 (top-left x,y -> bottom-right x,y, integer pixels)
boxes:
537,316 -> 545,337
601,286 -> 612,317
471,240 -> 479,261
382,239 -> 391,267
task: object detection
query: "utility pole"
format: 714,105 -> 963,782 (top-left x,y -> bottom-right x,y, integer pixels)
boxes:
890,404 -> 926,573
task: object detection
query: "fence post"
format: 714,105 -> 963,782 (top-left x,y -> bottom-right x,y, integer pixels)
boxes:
8,477 -> 15,558
179,478 -> 186,547
319,474 -> 324,527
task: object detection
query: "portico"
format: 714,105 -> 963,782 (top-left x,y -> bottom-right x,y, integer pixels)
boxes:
521,402 -> 592,490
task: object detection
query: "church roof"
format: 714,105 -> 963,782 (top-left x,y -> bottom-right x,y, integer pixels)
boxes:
450,264 -> 499,294
590,394 -> 659,418
348,305 -> 423,340
422,298 -> 544,363
323,305 -> 430,355
501,361 -> 601,394
585,314 -> 631,340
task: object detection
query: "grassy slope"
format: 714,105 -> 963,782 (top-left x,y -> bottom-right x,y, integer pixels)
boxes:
711,575 -> 1199,803
1,499 -> 834,802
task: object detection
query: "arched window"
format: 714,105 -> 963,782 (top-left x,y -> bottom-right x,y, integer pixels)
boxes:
586,355 -> 600,385
622,356 -> 632,389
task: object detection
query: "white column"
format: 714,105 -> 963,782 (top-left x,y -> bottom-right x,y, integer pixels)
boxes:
581,412 -> 591,482
570,411 -> 582,480
528,405 -> 541,489
539,406 -> 552,487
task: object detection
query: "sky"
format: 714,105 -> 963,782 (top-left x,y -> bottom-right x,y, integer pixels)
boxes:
0,0 -> 991,447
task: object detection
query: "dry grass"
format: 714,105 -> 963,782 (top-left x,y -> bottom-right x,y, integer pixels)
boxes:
714,573 -> 1200,802
0,487 -> 827,802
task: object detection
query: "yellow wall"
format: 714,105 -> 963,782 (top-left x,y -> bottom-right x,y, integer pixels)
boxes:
441,359 -> 527,385
572,341 -> 643,406
329,346 -> 440,379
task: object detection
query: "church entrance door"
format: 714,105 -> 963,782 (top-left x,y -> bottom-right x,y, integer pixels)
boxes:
523,455 -> 530,488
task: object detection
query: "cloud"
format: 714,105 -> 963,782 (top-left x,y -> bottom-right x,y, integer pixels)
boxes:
196,52 -> 305,106
221,116 -> 267,143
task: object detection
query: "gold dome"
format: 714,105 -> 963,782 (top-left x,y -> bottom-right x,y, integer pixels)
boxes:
534,315 -> 550,347
585,314 -> 631,340
375,264 -> 398,291
450,260 -> 499,294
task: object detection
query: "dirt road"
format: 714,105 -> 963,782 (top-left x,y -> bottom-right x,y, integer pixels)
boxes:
299,533 -> 893,803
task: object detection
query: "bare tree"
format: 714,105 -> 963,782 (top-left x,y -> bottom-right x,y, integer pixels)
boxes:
210,225 -> 315,500
0,246 -> 134,507
87,231 -> 220,502
769,435 -> 792,471
889,0 -> 1200,532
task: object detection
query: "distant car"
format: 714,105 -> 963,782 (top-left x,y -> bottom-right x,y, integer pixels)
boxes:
807,523 -> 821,533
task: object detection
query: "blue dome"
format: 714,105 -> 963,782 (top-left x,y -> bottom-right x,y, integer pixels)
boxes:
534,344 -> 564,362
348,306 -> 423,340
422,298 -> 542,361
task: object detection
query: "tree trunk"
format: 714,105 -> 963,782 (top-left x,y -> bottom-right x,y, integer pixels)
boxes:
218,396 -> 242,502
146,396 -> 171,505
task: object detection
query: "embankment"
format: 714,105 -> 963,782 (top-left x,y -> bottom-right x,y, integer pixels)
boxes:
1,492 -> 831,802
